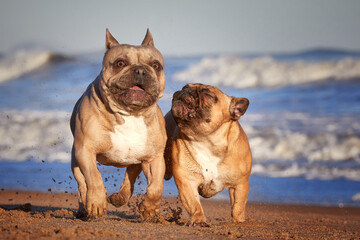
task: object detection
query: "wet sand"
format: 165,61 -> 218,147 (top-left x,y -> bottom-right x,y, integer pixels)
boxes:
0,190 -> 359,239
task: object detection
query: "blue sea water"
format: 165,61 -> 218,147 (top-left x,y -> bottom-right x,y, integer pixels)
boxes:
0,48 -> 360,207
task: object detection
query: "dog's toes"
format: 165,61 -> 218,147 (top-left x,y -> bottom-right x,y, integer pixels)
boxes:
139,204 -> 157,222
85,209 -> 106,221
140,209 -> 156,221
107,193 -> 128,208
187,221 -> 210,228
232,217 -> 245,223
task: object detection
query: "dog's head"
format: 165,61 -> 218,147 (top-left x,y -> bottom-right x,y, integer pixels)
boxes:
100,29 -> 165,113
171,83 -> 249,134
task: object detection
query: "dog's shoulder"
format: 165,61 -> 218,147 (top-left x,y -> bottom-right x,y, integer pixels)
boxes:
70,77 -> 109,136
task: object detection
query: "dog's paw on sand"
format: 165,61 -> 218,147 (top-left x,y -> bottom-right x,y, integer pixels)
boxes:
107,193 -> 128,208
187,222 -> 210,228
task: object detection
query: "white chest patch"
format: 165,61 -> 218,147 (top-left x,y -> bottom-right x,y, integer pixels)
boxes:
105,115 -> 148,165
191,141 -> 222,184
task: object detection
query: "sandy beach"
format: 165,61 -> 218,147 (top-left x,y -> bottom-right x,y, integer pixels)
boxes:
0,190 -> 359,239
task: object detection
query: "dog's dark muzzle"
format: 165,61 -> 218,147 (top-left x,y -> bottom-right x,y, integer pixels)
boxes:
134,65 -> 147,86
172,87 -> 201,121
173,87 -> 198,108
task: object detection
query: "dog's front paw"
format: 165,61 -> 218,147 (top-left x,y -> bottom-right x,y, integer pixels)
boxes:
139,202 -> 159,221
232,209 -> 246,223
86,190 -> 107,219
107,192 -> 128,208
232,216 -> 245,223
187,221 -> 210,227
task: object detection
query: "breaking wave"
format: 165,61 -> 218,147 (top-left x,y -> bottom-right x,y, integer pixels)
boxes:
243,112 -> 360,181
0,110 -> 72,163
244,113 -> 360,163
0,50 -> 72,83
1,110 -> 359,181
251,163 -> 360,181
173,55 -> 360,88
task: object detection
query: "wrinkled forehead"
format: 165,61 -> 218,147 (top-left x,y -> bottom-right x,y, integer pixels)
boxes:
186,83 -> 230,102
104,44 -> 164,65
186,83 -> 223,94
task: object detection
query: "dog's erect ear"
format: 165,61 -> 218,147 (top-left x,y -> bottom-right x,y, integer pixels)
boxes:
141,28 -> 154,47
106,28 -> 120,50
229,97 -> 249,120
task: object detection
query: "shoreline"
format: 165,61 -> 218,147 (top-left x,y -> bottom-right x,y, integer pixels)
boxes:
1,160 -> 360,208
1,190 -> 359,239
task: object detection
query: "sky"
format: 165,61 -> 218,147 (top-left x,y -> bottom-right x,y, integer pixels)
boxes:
0,0 -> 360,55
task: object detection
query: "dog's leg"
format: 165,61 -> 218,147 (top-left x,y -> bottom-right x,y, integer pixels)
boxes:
139,156 -> 165,221
107,164 -> 142,207
75,146 -> 107,219
230,180 -> 249,223
174,175 -> 207,226
229,187 -> 235,206
71,146 -> 87,219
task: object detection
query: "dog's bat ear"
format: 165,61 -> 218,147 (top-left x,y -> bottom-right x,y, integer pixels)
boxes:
106,28 -> 120,50
229,97 -> 249,120
141,28 -> 154,47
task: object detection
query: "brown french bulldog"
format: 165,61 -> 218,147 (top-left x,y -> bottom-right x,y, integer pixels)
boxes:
70,29 -> 166,220
164,83 -> 251,226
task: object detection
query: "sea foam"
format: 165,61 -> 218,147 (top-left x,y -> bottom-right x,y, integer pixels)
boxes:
1,109 -> 359,181
352,193 -> 360,201
0,50 -> 70,83
0,110 -> 72,163
173,55 -> 360,88
244,112 -> 360,163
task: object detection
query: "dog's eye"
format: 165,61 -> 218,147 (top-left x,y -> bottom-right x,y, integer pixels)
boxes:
114,60 -> 127,68
203,92 -> 218,103
152,61 -> 162,71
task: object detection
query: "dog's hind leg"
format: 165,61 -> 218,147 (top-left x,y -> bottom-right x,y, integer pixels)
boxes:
107,164 -> 142,208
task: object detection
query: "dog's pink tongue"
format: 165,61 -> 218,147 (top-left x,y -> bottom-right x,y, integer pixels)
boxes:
129,86 -> 144,91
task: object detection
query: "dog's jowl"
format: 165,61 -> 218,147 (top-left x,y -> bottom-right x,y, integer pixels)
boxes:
70,29 -> 166,220
164,83 -> 251,225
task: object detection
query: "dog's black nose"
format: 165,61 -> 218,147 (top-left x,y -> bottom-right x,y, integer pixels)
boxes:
134,66 -> 146,76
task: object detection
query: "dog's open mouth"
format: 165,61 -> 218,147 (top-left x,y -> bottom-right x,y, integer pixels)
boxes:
129,85 -> 145,92
122,85 -> 150,102
110,84 -> 145,93
109,84 -> 158,111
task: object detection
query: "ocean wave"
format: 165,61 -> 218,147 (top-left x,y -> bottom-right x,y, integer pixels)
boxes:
243,112 -> 360,163
1,110 -> 359,181
352,193 -> 360,201
245,126 -> 360,164
251,163 -> 360,181
0,50 -> 72,83
0,110 -> 73,163
173,55 -> 360,88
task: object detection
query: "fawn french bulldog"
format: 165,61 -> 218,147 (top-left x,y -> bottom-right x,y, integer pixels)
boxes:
164,83 -> 251,225
70,29 -> 166,220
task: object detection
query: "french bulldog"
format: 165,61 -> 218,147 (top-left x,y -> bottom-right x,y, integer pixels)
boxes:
70,29 -> 166,220
164,83 -> 251,225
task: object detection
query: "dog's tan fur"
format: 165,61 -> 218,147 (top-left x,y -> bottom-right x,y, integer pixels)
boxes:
164,84 -> 251,225
70,29 -> 166,220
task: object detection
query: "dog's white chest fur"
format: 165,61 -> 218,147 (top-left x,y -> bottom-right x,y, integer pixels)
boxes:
192,141 -> 222,185
106,115 -> 148,165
